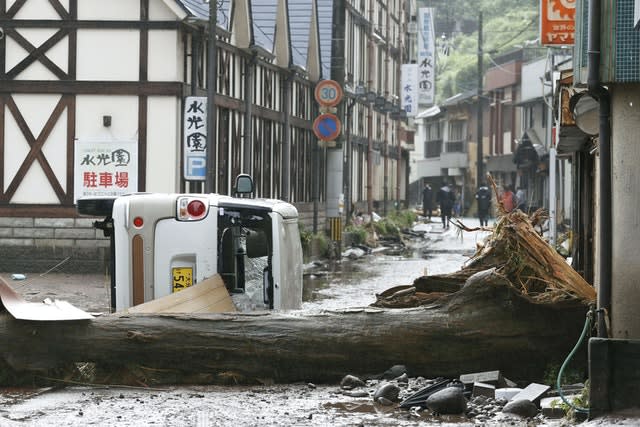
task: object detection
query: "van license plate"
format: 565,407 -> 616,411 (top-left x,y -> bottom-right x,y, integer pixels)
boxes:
172,267 -> 193,292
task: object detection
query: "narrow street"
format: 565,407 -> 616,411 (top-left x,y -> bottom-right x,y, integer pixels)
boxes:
302,217 -> 488,311
0,218 -> 565,427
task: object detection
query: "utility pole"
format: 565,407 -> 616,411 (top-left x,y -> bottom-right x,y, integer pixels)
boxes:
476,12 -> 483,188
366,0 -> 374,217
205,0 -> 218,193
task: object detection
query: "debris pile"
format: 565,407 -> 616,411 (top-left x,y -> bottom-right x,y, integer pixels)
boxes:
338,367 -> 586,424
374,178 -> 596,309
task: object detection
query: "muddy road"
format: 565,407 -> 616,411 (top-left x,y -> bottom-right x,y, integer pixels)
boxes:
0,219 -> 590,426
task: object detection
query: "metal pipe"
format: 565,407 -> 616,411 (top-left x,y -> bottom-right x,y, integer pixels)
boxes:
345,99 -> 354,223
244,54 -> 255,176
587,0 -> 611,338
476,12 -> 484,188
282,71 -> 292,201
205,0 -> 217,193
366,0 -> 374,217
548,52 -> 557,246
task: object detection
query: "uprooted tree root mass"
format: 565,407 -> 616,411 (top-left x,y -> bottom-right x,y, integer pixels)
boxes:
374,195 -> 596,309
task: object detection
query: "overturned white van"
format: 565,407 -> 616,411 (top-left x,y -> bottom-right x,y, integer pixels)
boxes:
78,175 -> 303,313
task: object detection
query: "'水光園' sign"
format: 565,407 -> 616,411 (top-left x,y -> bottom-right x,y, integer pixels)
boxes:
74,139 -> 138,203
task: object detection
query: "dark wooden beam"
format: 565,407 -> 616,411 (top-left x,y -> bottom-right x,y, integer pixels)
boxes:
5,0 -> 26,18
4,28 -> 69,79
48,0 -> 71,20
0,19 -> 181,30
65,95 -> 75,205
0,81 -> 184,96
4,96 -> 67,202
138,96 -> 147,192
0,95 -> 4,200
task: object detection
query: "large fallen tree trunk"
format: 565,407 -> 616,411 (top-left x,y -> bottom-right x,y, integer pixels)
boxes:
0,275 -> 588,386
0,180 -> 595,386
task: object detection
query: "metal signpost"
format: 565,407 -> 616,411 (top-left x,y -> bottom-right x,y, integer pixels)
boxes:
314,80 -> 344,256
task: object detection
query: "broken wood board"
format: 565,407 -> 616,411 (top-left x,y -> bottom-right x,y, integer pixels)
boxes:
0,277 -> 93,321
126,274 -> 236,314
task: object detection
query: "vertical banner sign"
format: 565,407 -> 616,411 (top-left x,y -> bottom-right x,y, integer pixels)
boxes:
401,64 -> 419,117
74,140 -> 138,203
541,0 -> 575,46
417,8 -> 436,106
183,96 -> 208,181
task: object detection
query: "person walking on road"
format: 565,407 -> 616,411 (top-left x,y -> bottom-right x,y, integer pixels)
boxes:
436,182 -> 455,229
500,185 -> 516,213
422,183 -> 433,221
475,182 -> 491,227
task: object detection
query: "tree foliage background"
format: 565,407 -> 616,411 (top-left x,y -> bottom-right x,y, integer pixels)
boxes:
426,0 -> 540,102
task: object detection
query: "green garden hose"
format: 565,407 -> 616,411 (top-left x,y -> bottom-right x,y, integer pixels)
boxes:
556,307 -> 594,414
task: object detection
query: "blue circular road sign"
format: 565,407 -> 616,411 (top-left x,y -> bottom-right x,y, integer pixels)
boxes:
313,113 -> 341,141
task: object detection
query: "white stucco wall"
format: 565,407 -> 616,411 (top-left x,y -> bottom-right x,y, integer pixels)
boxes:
74,95 -> 180,193
77,30 -> 139,81
12,0 -> 62,19
78,0 -> 139,20
146,96 -> 181,192
148,30 -> 182,81
76,95 -> 139,143
151,0 -> 185,20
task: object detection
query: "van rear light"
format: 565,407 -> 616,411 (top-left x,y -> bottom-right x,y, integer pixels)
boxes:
187,200 -> 206,217
133,216 -> 144,228
177,197 -> 209,221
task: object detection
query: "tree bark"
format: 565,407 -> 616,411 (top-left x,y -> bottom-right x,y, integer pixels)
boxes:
0,277 -> 589,386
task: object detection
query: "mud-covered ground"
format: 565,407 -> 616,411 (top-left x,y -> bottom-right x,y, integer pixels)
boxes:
1,218 -> 638,426
0,382 -> 487,426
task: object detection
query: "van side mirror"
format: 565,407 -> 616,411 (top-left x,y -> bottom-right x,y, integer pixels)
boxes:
234,174 -> 254,197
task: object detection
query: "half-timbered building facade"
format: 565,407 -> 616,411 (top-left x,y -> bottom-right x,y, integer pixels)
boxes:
0,0 -> 408,273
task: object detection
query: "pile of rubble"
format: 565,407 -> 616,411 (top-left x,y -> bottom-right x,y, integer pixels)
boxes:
337,366 -> 586,425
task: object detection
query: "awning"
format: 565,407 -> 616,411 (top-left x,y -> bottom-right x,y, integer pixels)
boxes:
514,129 -> 547,168
416,105 -> 441,119
486,153 -> 517,173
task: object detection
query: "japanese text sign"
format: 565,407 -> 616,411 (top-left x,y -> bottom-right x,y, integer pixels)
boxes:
401,64 -> 419,117
541,0 -> 575,46
74,139 -> 138,203
417,8 -> 436,106
183,96 -> 208,181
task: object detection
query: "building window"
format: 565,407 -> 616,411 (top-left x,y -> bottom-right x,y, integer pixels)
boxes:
449,120 -> 464,141
523,105 -> 535,129
426,121 -> 440,140
425,120 -> 442,158
425,140 -> 442,158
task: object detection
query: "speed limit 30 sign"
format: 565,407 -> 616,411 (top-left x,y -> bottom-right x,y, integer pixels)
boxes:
314,80 -> 343,107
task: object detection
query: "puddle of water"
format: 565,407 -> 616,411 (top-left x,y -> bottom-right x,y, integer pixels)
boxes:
302,252 -> 471,311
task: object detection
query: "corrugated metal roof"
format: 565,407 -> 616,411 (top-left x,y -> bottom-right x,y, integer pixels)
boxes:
250,0 -> 278,53
176,0 -> 326,72
177,0 -> 233,31
288,0 -> 313,69
316,0 -> 333,79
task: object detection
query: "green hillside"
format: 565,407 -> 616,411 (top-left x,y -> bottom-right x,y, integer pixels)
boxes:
427,0 -> 540,102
